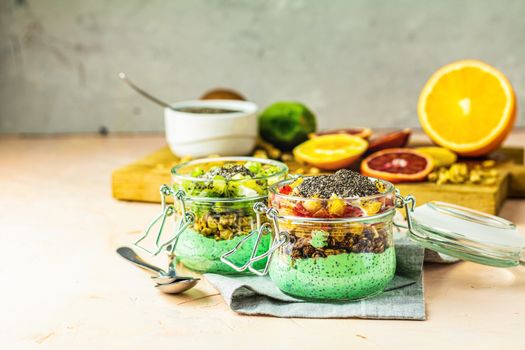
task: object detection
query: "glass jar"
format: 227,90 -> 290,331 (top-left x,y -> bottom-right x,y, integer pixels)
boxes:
135,157 -> 288,274
222,176 -> 525,301
267,215 -> 396,300
271,177 -> 395,300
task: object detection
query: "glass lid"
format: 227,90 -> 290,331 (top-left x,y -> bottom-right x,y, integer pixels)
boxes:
405,201 -> 525,268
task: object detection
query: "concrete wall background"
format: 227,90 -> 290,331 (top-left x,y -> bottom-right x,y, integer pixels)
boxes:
0,0 -> 524,134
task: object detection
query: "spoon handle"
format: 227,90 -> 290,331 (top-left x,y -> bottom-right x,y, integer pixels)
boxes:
118,72 -> 173,109
117,247 -> 166,275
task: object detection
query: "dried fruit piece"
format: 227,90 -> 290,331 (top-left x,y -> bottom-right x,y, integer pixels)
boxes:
256,140 -> 282,159
312,127 -> 372,140
367,129 -> 411,153
447,163 -> 468,183
427,161 -> 499,185
482,160 -> 496,168
252,149 -> 269,159
361,148 -> 434,183
416,147 -> 457,168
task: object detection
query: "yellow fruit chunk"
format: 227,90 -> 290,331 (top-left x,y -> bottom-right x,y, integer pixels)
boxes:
302,198 -> 322,212
416,147 -> 457,168
418,60 -> 516,156
289,177 -> 304,189
361,200 -> 382,215
327,194 -> 345,216
293,134 -> 368,170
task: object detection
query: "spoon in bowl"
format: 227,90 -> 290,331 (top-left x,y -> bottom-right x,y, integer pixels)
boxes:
116,247 -> 199,294
118,72 -> 174,110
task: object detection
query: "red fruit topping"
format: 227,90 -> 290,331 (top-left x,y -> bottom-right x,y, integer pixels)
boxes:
293,202 -> 310,217
313,208 -> 330,218
344,205 -> 365,217
383,196 -> 395,207
279,185 -> 293,195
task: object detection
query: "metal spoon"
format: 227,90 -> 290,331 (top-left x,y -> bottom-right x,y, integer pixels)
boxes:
151,253 -> 184,285
118,72 -> 174,110
155,278 -> 199,294
116,247 -> 199,294
116,246 -> 195,283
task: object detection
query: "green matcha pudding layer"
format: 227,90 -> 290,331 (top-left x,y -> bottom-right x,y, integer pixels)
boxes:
175,226 -> 271,274
268,247 -> 396,300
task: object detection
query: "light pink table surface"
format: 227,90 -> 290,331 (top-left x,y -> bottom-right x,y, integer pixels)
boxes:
0,132 -> 524,349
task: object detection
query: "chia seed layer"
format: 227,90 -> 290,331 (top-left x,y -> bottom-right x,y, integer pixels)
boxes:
268,247 -> 396,300
204,164 -> 254,179
296,169 -> 380,198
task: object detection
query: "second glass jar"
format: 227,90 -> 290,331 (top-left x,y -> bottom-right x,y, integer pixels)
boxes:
222,176 -> 397,300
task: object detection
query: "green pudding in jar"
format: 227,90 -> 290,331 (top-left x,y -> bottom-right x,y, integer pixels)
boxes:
176,227 -> 272,274
171,157 -> 288,274
269,247 -> 396,300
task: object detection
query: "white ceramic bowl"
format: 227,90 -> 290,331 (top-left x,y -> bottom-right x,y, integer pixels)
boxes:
164,100 -> 258,157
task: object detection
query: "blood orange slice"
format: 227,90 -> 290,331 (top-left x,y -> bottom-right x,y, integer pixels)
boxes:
361,148 -> 434,183
367,129 -> 411,153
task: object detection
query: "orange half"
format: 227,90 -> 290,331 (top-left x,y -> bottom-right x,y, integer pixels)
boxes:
418,60 -> 516,156
293,134 -> 368,170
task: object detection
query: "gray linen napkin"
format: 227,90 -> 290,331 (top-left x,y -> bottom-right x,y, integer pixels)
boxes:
205,237 -> 426,320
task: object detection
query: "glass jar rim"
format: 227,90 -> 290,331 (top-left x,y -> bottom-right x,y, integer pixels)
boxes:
274,207 -> 396,224
269,175 -> 396,202
171,156 -> 289,182
181,194 -> 268,204
171,156 -> 288,202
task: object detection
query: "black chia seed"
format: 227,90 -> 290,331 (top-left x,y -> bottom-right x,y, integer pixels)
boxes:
204,164 -> 254,179
296,169 -> 380,198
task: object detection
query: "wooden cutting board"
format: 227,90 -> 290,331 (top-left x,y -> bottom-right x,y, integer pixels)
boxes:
112,146 -> 524,214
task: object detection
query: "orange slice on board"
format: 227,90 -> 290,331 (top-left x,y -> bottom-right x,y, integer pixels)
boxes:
293,134 -> 368,170
418,60 -> 516,157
